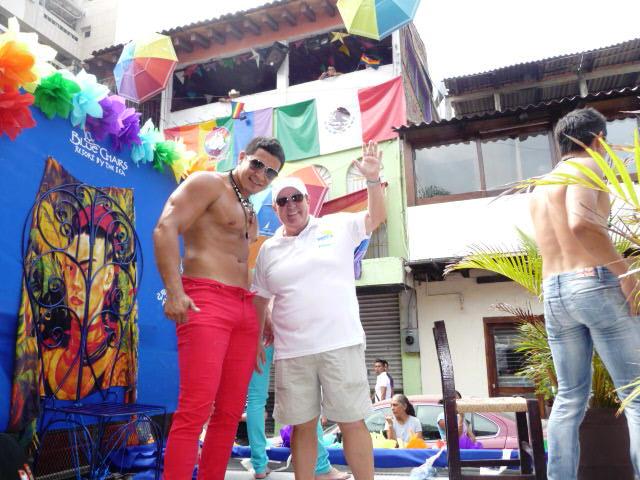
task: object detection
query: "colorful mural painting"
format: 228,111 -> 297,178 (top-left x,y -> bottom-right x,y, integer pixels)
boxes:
10,158 -> 139,433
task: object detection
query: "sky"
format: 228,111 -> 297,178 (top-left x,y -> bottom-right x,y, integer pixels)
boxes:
116,0 -> 640,87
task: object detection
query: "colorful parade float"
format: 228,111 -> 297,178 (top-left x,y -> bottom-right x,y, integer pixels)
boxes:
0,0 -> 543,477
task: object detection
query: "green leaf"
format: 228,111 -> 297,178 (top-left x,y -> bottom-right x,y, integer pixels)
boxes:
561,161 -> 608,191
586,146 -> 627,200
446,234 -> 542,297
598,137 -> 639,209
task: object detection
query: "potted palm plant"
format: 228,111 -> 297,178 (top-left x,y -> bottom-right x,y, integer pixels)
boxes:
446,128 -> 640,479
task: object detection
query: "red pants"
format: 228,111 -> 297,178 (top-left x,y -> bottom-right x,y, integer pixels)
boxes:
163,277 -> 259,480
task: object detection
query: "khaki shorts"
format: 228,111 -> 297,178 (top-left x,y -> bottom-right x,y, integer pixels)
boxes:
273,343 -> 373,425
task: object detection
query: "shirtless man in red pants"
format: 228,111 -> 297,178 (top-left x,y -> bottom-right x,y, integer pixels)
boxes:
153,137 -> 285,479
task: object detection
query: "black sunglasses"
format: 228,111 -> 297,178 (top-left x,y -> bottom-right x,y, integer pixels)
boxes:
248,158 -> 279,181
275,193 -> 305,207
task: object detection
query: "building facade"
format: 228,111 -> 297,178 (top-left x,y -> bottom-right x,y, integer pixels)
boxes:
86,0 -> 437,403
399,38 -> 640,406
0,0 -> 119,68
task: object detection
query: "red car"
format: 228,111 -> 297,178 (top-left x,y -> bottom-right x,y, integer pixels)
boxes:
324,394 -> 520,449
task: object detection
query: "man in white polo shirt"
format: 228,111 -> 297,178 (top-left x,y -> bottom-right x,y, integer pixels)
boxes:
252,141 -> 386,480
373,359 -> 392,402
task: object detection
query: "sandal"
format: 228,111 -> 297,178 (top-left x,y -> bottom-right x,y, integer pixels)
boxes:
254,468 -> 271,479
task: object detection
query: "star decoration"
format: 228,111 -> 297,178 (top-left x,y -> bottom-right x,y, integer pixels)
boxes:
250,48 -> 261,68
330,31 -> 350,44
338,44 -> 350,57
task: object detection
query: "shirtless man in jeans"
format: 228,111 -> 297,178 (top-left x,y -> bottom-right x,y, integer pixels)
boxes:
153,137 -> 285,479
529,107 -> 640,480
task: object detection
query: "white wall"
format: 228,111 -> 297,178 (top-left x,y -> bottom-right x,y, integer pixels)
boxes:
408,193 -> 534,261
0,0 -> 26,19
79,0 -> 118,60
2,0 -> 118,63
22,2 -> 81,59
416,275 -> 543,397
166,64 -> 396,128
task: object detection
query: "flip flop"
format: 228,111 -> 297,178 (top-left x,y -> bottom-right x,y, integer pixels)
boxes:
315,467 -> 351,480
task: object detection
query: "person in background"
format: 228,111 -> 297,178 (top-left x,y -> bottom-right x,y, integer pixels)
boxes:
384,394 -> 422,445
383,360 -> 394,397
318,66 -> 342,80
436,391 -> 481,449
373,359 -> 391,402
220,88 -> 241,103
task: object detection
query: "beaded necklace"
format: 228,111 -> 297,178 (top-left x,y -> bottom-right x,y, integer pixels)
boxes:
228,171 -> 255,239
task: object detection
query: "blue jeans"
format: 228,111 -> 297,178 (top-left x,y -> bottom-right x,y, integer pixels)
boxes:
543,266 -> 640,480
246,345 -> 331,475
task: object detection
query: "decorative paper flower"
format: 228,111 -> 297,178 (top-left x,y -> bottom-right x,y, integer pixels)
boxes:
69,70 -> 109,128
112,107 -> 141,151
131,118 -> 164,164
184,154 -> 215,177
33,72 -> 80,120
86,95 -> 126,141
0,89 -> 36,140
0,39 -> 37,91
169,138 -> 197,182
152,140 -> 181,172
5,17 -> 56,92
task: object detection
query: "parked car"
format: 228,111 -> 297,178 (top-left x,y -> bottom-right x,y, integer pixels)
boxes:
323,395 -> 520,449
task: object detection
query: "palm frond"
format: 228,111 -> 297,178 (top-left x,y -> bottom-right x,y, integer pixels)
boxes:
446,230 -> 542,297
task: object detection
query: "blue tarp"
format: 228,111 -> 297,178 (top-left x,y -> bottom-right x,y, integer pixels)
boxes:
231,446 -> 520,468
0,109 -> 179,431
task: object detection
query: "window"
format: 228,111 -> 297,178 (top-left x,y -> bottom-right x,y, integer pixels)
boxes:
171,51 -> 277,112
313,165 -> 332,200
415,405 -> 443,440
346,162 -> 385,194
365,407 -> 391,433
492,325 -> 531,388
606,117 -> 639,172
413,131 -> 557,202
364,222 -> 389,259
481,133 -> 553,190
415,141 -> 481,198
83,27 -> 91,38
469,414 -> 499,437
484,318 -> 536,399
288,30 -> 393,86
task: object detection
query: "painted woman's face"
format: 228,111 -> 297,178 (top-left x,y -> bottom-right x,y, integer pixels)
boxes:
44,232 -> 118,399
63,233 -> 114,321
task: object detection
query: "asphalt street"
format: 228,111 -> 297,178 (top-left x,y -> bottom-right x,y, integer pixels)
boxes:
224,457 -> 444,479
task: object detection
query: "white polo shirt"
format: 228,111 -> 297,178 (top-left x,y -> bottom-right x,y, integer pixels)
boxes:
252,212 -> 368,360
375,372 -> 392,401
